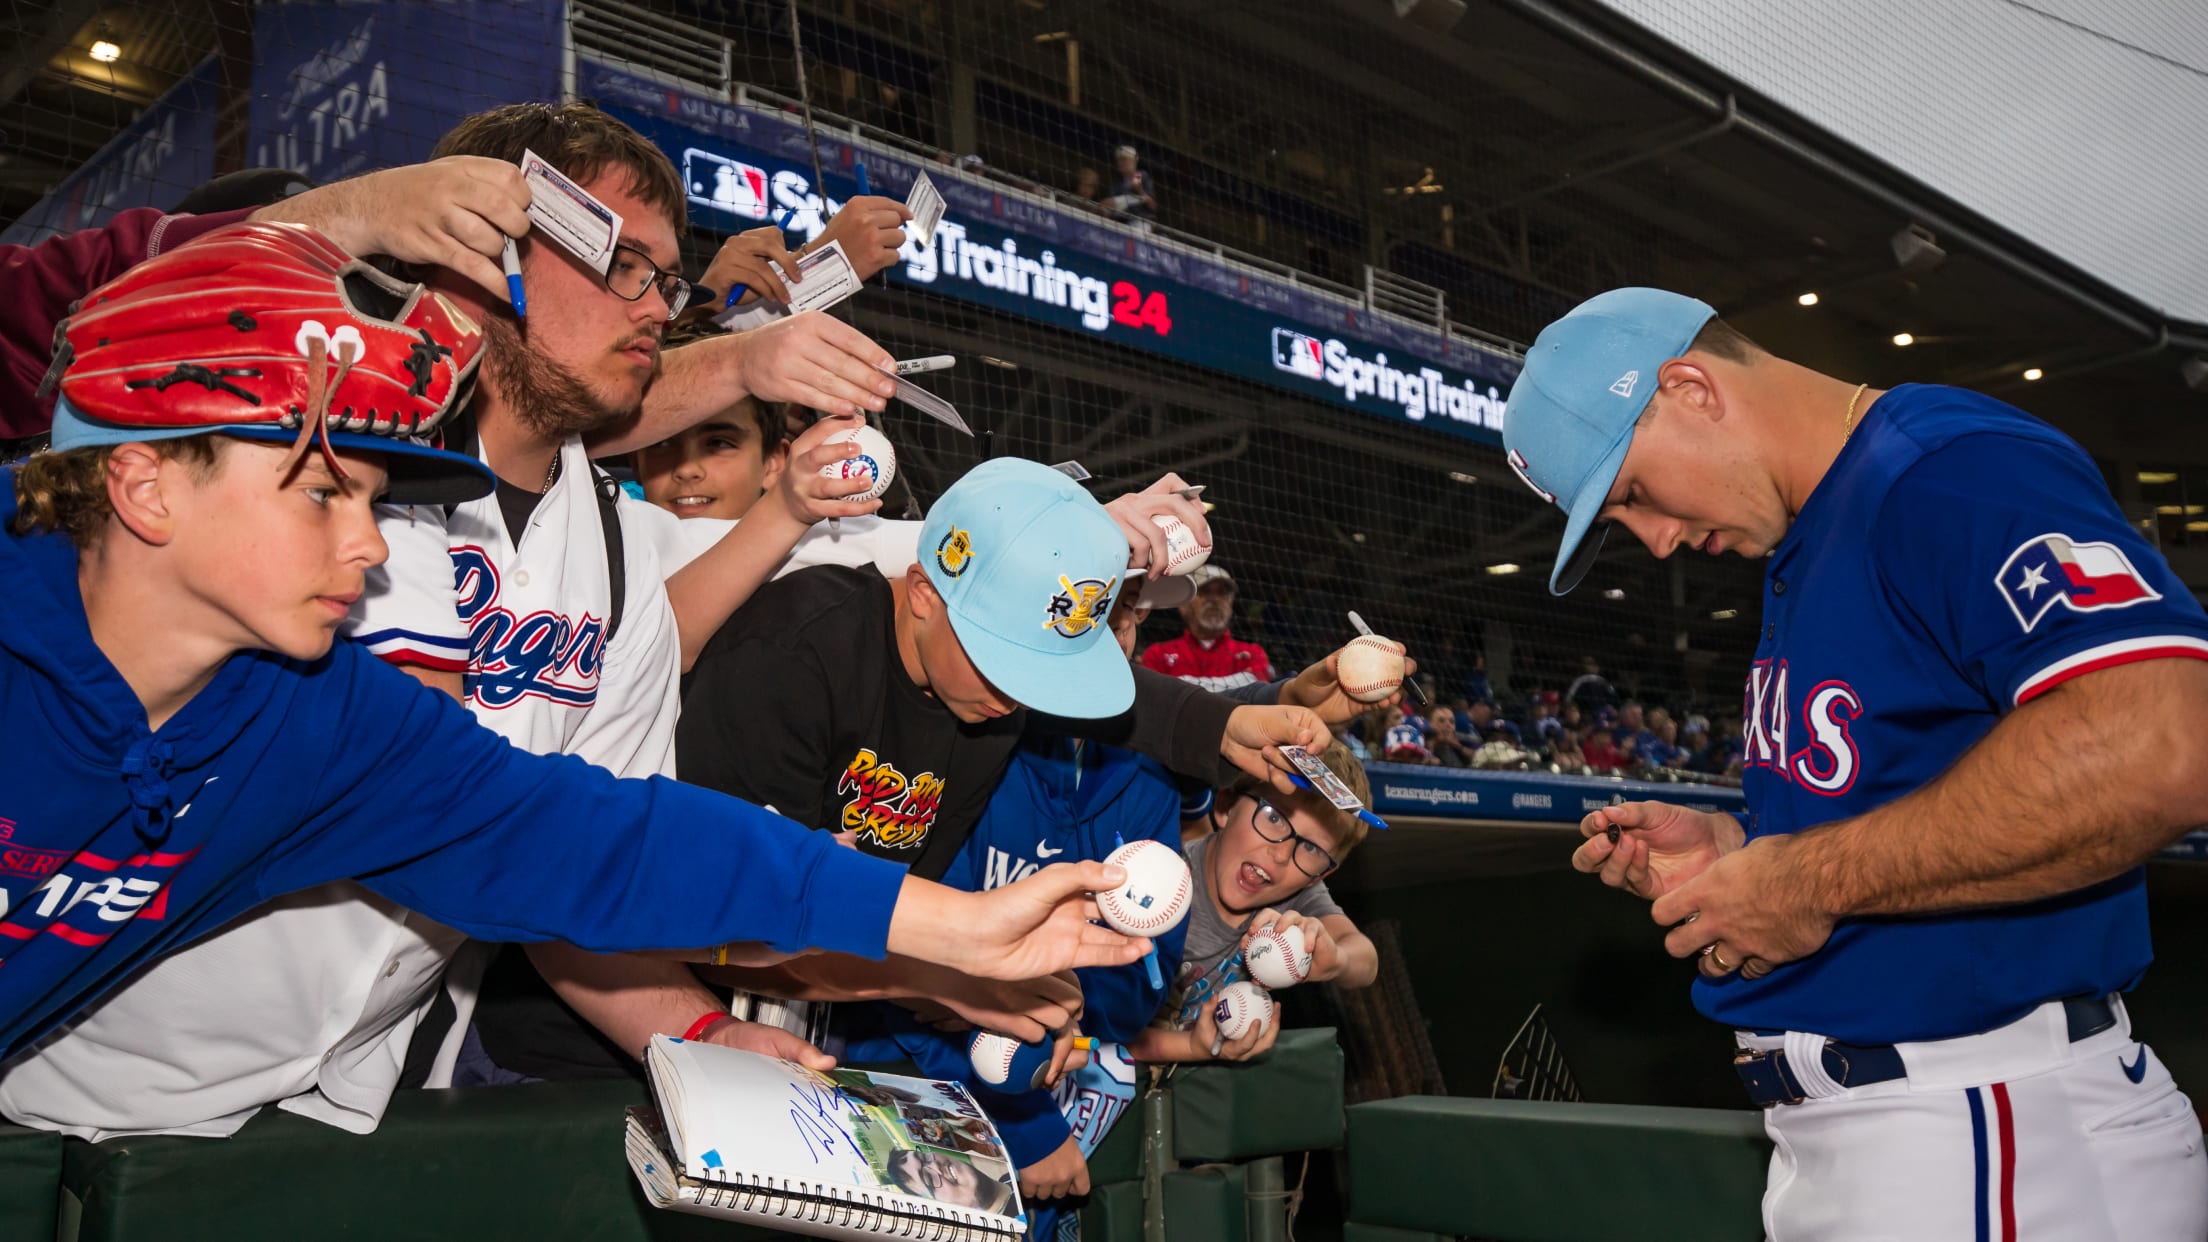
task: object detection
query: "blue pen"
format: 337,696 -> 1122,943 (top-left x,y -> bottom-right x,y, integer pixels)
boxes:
501,236 -> 526,318
1113,832 -> 1166,990
855,159 -> 871,197
728,209 -> 804,308
1282,768 -> 1390,832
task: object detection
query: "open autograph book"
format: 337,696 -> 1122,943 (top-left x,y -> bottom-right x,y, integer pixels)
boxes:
625,1034 -> 1026,1240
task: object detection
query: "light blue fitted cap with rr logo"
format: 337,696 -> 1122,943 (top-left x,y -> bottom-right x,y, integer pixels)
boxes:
1502,287 -> 1716,596
917,456 -> 1135,718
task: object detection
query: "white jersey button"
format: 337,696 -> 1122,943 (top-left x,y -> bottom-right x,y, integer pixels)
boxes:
514,570 -> 531,587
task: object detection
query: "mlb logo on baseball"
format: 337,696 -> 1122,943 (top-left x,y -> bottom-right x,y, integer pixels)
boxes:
1095,839 -> 1192,936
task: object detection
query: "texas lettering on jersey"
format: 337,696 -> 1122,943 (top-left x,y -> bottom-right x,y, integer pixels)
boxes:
1742,659 -> 1865,796
450,545 -> 609,710
837,748 -> 945,852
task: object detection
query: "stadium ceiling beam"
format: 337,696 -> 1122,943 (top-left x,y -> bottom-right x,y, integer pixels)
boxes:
0,0 -> 105,106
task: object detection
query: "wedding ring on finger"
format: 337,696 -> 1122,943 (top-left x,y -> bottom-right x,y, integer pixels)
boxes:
1704,944 -> 1736,973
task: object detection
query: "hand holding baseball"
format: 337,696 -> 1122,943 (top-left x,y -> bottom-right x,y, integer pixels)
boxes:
1572,798 -> 1742,900
1282,641 -> 1420,725
1195,984 -> 1279,1061
1248,909 -> 1339,983
764,413 -> 887,525
905,864 -> 1150,983
1104,472 -> 1211,575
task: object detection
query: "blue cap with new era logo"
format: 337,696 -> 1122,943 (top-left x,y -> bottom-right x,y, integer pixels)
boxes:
1502,287 -> 1716,595
918,457 -> 1134,718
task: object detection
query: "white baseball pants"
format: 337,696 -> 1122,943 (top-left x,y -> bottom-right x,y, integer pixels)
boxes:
1747,997 -> 2207,1241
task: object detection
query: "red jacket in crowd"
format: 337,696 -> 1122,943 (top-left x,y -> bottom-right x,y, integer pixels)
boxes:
1,206 -> 254,441
1139,631 -> 1273,693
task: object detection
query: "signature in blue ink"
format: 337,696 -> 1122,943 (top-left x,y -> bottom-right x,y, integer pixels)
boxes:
786,1077 -> 861,1164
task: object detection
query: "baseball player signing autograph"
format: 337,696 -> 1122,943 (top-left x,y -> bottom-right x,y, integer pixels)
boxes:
1508,288 -> 2208,1239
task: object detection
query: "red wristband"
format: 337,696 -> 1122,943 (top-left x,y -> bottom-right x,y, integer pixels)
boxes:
682,1012 -> 732,1042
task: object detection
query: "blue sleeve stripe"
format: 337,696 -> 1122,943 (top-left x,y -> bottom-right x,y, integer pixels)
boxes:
350,626 -> 471,653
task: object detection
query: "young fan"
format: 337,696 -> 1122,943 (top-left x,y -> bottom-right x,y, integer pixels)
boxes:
1131,742 -> 1380,1064
837,595 -> 1187,1234
0,221 -> 1146,1069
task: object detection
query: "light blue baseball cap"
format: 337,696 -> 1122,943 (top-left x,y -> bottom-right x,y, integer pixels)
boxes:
917,457 -> 1135,718
1502,287 -> 1716,595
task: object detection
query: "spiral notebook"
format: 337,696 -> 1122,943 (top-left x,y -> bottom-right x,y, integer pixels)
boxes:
624,1034 -> 1026,1240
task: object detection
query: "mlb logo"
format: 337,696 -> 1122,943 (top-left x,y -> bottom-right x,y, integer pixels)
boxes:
1271,327 -> 1324,380
1996,532 -> 2162,632
683,148 -> 770,220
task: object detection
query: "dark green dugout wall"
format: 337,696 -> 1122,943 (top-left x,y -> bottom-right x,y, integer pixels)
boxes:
1329,819 -> 2208,1109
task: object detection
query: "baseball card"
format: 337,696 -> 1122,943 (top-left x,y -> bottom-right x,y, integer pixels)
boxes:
520,149 -> 621,276
786,240 -> 864,315
892,375 -> 974,436
1279,743 -> 1359,808
905,171 -> 947,247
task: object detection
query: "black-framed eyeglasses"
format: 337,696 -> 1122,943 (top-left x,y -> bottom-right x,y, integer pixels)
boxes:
605,243 -> 691,316
1247,797 -> 1338,877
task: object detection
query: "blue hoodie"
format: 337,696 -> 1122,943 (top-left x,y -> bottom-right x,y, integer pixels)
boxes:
843,735 -> 1185,1169
0,477 -> 905,1062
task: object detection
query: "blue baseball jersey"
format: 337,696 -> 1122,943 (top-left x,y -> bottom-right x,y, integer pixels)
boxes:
1701,384 -> 2208,1044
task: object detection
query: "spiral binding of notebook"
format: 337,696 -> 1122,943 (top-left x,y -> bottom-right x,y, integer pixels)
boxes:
624,1035 -> 1026,1241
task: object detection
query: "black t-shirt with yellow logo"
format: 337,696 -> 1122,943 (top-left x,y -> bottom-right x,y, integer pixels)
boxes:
678,565 -> 1236,880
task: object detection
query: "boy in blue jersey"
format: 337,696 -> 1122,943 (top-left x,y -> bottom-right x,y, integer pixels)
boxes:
0,221 -> 1149,1066
1510,288 -> 2208,1240
836,594 -> 1186,1237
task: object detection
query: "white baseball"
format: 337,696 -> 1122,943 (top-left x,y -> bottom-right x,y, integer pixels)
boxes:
819,424 -> 895,502
1336,634 -> 1407,704
1212,981 -> 1275,1041
1243,922 -> 1312,990
968,1031 -> 1045,1088
1148,514 -> 1211,576
1096,839 -> 1193,936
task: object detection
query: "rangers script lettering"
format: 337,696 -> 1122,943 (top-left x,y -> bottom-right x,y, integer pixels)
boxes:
451,545 -> 610,709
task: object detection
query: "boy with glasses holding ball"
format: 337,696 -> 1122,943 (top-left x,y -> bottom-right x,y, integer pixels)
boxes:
1131,743 -> 1379,1063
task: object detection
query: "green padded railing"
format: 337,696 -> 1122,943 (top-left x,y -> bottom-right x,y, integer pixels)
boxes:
1345,1096 -> 1771,1242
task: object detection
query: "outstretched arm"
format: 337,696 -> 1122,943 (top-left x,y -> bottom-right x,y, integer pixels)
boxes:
587,313 -> 896,456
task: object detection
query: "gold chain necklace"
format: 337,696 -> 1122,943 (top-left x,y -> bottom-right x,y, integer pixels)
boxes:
541,450 -> 561,494
1839,382 -> 1870,444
